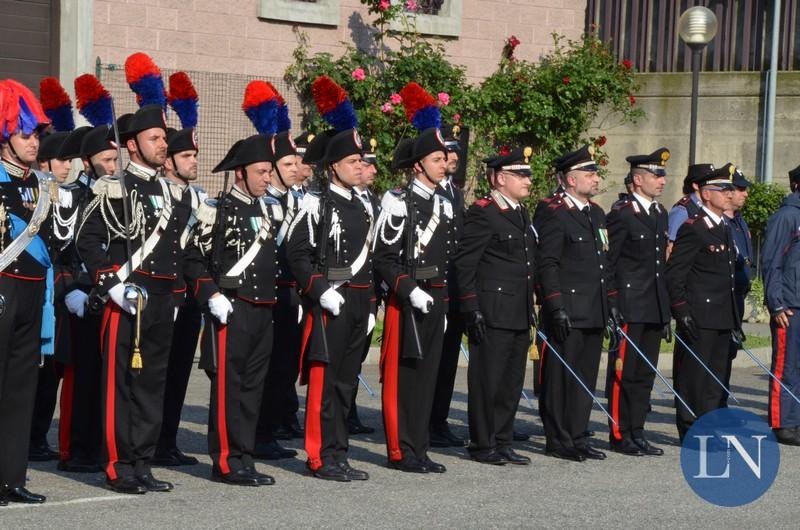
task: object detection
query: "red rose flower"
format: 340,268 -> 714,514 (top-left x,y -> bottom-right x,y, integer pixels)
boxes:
622,59 -> 633,70
508,35 -> 520,48
629,95 -> 636,106
600,158 -> 608,166
595,135 -> 607,147
562,75 -> 571,85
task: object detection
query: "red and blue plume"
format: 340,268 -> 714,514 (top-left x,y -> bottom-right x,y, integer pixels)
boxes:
39,77 -> 75,132
168,72 -> 198,129
125,52 -> 167,109
0,79 -> 49,140
74,74 -> 114,127
242,80 -> 281,135
400,82 -> 441,132
273,83 -> 291,133
311,75 -> 357,132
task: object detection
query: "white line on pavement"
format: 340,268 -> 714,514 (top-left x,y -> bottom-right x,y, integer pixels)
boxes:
3,494 -> 135,510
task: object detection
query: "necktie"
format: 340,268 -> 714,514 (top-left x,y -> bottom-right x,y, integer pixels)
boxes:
649,203 -> 658,216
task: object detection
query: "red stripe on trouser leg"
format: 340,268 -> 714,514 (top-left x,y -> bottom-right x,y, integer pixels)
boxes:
538,341 -> 547,385
103,304 -> 121,480
770,327 -> 787,429
216,324 -> 231,474
610,324 -> 628,441
298,313 -> 314,386
305,361 -> 326,470
59,364 -> 75,461
380,295 -> 403,461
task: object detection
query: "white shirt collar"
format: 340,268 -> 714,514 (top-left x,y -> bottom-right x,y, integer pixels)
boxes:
439,176 -> 452,190
564,191 -> 589,211
413,178 -> 434,200
267,184 -> 287,198
701,206 -> 723,225
632,192 -> 657,213
329,182 -> 352,200
127,161 -> 158,178
231,184 -> 257,204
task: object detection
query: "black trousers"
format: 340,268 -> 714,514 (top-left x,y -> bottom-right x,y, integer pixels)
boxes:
157,296 -> 202,451
467,326 -> 529,457
674,328 -> 731,438
606,322 -> 661,442
382,286 -> 446,462
257,286 -> 302,442
348,324 -> 374,424
207,300 -> 273,474
304,287 -> 370,470
100,291 -> 176,480
59,312 -> 103,463
430,310 -> 465,427
0,276 -> 44,489
720,294 -> 745,407
540,327 -> 603,451
30,355 -> 60,447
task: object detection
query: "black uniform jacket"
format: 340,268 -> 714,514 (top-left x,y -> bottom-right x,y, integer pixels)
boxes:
606,194 -> 670,324
666,212 -> 738,330
536,193 -> 614,329
455,191 -> 535,331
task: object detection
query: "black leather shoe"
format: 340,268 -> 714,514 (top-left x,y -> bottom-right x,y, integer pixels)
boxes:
212,468 -> 260,487
136,473 -> 173,492
497,448 -> 531,465
774,428 -> 800,446
28,441 -> 59,462
152,448 -> 199,466
253,440 -> 298,460
337,461 -> 369,480
244,466 -> 275,486
58,459 -> 102,473
312,463 -> 351,482
470,451 -> 509,465
575,445 -> 607,460
430,424 -> 466,447
512,430 -> 530,442
3,487 -> 46,504
388,457 -> 428,473
609,438 -> 644,456
106,476 -> 147,495
272,425 -> 293,440
546,447 -> 586,462
633,437 -> 664,456
348,420 -> 376,435
422,456 -> 446,473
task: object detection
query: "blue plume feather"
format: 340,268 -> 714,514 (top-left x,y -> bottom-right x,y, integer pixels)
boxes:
277,104 -> 291,133
45,105 -> 75,133
245,100 -> 279,135
171,98 -> 198,128
18,98 -> 40,136
411,105 -> 441,132
323,100 -> 358,132
130,75 -> 167,109
80,97 -> 114,127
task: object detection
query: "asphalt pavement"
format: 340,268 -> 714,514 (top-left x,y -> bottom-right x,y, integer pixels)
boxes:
4,362 -> 798,529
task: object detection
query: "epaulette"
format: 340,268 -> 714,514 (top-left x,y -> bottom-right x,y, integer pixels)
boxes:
475,197 -> 491,208
298,191 -> 321,215
676,195 -> 692,207
196,198 -> 217,225
92,175 -> 124,199
611,197 -> 631,212
548,195 -> 570,210
164,179 -> 184,201
262,195 -> 281,206
684,218 -> 697,225
380,189 -> 407,218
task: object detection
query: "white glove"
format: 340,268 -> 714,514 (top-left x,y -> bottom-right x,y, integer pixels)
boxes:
297,304 -> 304,324
409,287 -> 433,314
209,294 -> 234,324
64,289 -> 89,318
444,314 -> 448,333
108,283 -> 136,315
320,288 -> 345,316
367,313 -> 376,335
174,306 -> 179,321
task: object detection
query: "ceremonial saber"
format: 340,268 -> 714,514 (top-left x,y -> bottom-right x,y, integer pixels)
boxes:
737,340 -> 800,407
358,374 -> 376,397
616,326 -> 696,418
674,331 -> 740,404
536,330 -> 616,425
460,342 -> 534,408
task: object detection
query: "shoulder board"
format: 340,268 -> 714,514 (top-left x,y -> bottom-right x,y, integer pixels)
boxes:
298,192 -> 321,214
380,190 -> 407,218
475,197 -> 491,208
92,175 -> 124,200
611,198 -> 632,212
676,195 -> 692,207
262,195 -> 281,206
164,179 -> 184,201
389,187 -> 405,197
547,196 -> 566,210
684,218 -> 697,225
196,198 -> 218,225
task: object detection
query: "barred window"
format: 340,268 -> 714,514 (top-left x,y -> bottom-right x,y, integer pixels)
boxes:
413,0 -> 444,15
586,0 -> 800,72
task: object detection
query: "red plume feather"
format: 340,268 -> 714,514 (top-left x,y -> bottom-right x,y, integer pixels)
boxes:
399,82 -> 437,123
311,75 -> 347,115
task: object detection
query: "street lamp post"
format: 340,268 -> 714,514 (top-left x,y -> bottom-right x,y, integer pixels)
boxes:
678,7 -> 718,165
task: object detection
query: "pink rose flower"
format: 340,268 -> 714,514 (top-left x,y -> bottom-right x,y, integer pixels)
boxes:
381,102 -> 394,113
379,0 -> 390,11
351,68 -> 366,81
437,92 -> 450,106
389,93 -> 402,104
453,113 -> 461,123
406,0 -> 418,12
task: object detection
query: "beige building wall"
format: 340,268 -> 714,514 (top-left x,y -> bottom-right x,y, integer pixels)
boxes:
92,0 -> 586,82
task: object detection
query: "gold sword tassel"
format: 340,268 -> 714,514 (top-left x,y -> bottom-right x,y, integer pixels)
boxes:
131,292 -> 144,372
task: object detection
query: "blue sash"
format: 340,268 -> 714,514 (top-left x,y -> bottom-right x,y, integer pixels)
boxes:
0,165 -> 55,355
